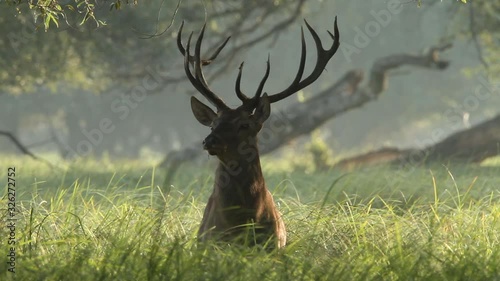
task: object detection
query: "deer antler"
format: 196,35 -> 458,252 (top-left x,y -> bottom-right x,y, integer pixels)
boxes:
235,17 -> 340,107
235,56 -> 270,108
177,21 -> 231,66
177,21 -> 230,111
267,17 -> 340,103
178,17 -> 340,111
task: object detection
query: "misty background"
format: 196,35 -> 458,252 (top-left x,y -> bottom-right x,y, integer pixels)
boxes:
0,0 -> 497,163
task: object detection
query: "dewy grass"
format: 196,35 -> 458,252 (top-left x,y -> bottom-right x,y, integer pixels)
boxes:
0,155 -> 499,280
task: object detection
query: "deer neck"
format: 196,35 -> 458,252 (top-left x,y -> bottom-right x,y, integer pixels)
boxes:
214,148 -> 266,204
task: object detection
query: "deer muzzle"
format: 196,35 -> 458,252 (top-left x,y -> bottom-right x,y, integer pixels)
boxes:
203,134 -> 226,155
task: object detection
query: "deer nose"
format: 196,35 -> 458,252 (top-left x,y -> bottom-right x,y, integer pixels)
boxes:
203,135 -> 219,148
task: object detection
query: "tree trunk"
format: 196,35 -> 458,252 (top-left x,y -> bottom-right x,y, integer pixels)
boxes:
160,43 -> 453,182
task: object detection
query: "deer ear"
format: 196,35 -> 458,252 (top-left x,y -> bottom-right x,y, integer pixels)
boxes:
191,96 -> 217,127
254,93 -> 271,124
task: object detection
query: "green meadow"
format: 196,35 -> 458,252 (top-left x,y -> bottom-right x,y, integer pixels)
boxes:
1,155 -> 499,280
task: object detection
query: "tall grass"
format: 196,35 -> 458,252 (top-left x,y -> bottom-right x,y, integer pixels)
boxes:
1,155 -> 499,280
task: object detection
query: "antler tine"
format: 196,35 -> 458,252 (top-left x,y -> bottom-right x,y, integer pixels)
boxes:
183,33 -> 210,97
177,21 -> 187,56
194,24 -> 210,88
235,62 -> 250,102
288,27 -> 307,89
204,36 -> 231,65
254,54 -> 271,100
182,26 -> 229,111
237,55 -> 271,109
177,21 -> 231,66
267,17 -> 340,104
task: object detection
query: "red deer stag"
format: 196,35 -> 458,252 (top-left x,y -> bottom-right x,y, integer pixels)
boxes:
177,18 -> 340,248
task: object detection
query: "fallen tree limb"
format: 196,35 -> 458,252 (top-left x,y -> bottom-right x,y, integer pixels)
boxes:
335,114 -> 500,169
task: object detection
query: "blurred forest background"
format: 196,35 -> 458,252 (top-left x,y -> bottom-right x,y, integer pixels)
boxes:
0,0 -> 498,165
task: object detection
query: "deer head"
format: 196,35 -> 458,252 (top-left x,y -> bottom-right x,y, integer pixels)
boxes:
177,18 -> 340,248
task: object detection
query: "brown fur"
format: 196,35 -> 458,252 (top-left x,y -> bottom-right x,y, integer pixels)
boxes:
192,103 -> 286,248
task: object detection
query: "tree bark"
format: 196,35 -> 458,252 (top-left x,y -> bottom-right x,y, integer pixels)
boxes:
160,43 -> 453,182
423,114 -> 500,162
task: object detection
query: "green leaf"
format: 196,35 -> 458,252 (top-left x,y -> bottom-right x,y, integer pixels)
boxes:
80,11 -> 89,25
44,14 -> 51,31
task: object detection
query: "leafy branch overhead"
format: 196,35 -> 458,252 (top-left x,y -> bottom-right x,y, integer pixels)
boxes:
5,0 -> 112,30
5,0 -> 469,31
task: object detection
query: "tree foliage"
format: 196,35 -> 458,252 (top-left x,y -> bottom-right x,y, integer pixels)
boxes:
5,0 -> 112,30
1,0 -> 310,94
